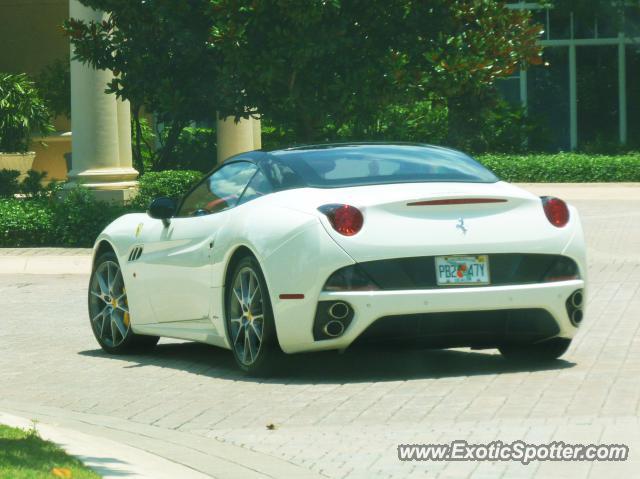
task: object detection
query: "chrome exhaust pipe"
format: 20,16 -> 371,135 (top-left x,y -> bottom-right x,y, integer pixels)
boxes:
571,309 -> 584,325
323,320 -> 345,338
571,291 -> 584,309
328,302 -> 350,320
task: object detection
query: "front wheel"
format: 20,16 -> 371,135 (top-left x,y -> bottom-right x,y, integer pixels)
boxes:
89,252 -> 159,354
499,338 -> 572,361
225,256 -> 281,375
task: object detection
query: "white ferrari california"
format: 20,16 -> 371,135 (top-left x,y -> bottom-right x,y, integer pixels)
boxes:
88,144 -> 586,374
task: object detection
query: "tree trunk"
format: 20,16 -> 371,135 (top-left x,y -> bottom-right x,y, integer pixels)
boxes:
154,120 -> 185,171
132,106 -> 145,176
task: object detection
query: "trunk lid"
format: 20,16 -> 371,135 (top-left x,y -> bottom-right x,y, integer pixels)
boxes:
277,182 -> 571,262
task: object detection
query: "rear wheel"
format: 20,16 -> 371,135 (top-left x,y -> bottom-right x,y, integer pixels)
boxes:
89,252 -> 159,353
225,256 -> 281,375
499,338 -> 571,361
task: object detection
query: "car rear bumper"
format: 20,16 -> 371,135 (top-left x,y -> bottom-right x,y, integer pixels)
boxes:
277,280 -> 584,353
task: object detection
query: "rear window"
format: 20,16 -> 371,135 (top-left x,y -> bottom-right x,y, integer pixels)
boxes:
272,145 -> 498,187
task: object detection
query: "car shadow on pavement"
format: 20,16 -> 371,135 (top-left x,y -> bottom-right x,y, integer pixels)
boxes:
79,340 -> 575,384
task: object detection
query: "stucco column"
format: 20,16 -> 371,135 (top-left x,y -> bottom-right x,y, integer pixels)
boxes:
66,0 -> 138,202
216,115 -> 262,163
252,116 -> 262,151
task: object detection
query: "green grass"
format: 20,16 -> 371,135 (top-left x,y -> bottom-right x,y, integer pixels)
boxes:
0,424 -> 101,479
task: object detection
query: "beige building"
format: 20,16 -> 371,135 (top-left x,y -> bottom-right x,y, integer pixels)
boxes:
0,0 -> 259,201
0,0 -> 71,181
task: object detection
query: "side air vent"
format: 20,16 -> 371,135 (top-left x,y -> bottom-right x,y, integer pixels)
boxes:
128,246 -> 144,262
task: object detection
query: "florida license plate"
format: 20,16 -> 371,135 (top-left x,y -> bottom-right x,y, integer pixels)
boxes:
435,255 -> 490,286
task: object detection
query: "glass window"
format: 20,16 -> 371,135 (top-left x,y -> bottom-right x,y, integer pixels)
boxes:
177,162 -> 257,217
238,169 -> 273,205
577,45 -> 618,149
496,76 -> 521,107
528,47 -> 570,151
261,158 -> 306,191
272,145 -> 498,188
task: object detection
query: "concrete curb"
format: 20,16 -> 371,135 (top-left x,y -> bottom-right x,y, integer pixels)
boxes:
0,402 -> 326,479
0,254 -> 91,275
0,411 -> 210,479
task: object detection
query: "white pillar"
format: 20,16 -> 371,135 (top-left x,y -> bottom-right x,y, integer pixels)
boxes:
619,34 -> 628,146
569,44 -> 578,150
519,68 -> 528,110
216,115 -> 261,163
67,0 -> 138,202
117,98 -> 133,167
252,116 -> 262,151
520,68 -> 528,149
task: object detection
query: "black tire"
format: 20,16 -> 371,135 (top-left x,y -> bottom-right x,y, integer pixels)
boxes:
224,255 -> 282,375
498,338 -> 571,361
89,251 -> 159,354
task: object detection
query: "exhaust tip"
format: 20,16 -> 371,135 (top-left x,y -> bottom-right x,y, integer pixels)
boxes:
313,301 -> 354,341
571,309 -> 584,326
323,320 -> 345,338
329,302 -> 350,320
571,291 -> 584,309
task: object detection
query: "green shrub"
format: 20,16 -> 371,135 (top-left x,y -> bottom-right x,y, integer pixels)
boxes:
2,170 -> 203,247
477,153 -> 640,183
170,127 -> 218,173
53,186 -> 128,247
0,73 -> 53,152
0,169 -> 56,198
20,170 -> 48,197
137,122 -> 217,173
0,169 -> 20,197
130,170 -> 203,210
0,198 -> 55,246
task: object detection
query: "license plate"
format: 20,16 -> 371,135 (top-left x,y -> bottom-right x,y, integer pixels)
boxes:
435,255 -> 490,286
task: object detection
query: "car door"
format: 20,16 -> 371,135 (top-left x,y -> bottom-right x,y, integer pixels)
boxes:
137,161 -> 259,324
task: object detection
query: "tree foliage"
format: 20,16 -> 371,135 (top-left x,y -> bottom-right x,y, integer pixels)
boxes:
0,73 -> 53,153
35,59 -> 71,119
212,0 -> 543,141
65,1 -> 226,171
65,0 -> 543,162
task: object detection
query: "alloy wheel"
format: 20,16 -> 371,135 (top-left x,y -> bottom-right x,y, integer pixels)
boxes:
89,260 -> 130,348
229,266 -> 264,366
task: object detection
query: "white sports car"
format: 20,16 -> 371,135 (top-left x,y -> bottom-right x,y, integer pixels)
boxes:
89,144 -> 586,374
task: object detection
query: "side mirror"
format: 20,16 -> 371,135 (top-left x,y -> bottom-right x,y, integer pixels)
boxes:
148,197 -> 177,227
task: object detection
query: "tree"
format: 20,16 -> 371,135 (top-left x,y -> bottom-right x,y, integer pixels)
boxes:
0,73 -> 53,153
64,0 -> 232,172
214,0 -> 543,142
65,0 -> 543,162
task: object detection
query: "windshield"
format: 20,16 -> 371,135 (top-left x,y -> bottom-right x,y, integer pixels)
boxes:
271,145 -> 498,188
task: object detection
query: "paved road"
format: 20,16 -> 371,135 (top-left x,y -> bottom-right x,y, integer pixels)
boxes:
1,195 -> 640,478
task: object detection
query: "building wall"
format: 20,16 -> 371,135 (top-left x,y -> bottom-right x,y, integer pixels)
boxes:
0,0 -> 71,180
0,0 -> 69,77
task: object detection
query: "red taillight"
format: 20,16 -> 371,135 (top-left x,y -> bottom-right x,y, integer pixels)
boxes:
541,196 -> 570,228
318,204 -> 364,236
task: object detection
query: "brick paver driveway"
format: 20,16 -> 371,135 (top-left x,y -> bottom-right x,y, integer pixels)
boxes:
1,194 -> 639,478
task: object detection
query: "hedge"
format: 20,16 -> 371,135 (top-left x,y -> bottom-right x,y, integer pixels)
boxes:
0,170 -> 202,248
129,169 -> 203,210
0,198 -> 56,246
476,153 -> 640,183
1,155 -> 639,248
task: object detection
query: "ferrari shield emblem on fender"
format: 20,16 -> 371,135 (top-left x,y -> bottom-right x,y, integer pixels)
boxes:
135,223 -> 143,237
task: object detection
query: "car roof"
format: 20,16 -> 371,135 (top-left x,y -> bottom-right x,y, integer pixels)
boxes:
229,142 -> 470,166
